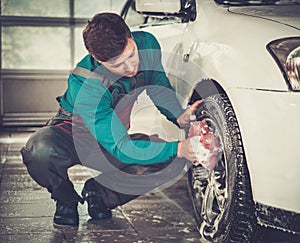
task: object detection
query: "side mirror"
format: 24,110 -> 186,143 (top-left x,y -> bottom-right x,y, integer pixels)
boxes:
135,0 -> 196,23
136,0 -> 181,13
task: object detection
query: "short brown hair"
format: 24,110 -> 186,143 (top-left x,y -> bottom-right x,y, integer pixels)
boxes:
83,12 -> 132,62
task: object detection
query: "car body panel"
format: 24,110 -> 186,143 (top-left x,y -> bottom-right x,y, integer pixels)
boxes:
154,1 -> 299,91
228,87 -> 300,212
229,5 -> 300,30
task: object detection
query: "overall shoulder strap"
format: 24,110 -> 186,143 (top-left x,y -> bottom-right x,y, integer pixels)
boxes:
72,66 -> 145,106
72,66 -> 145,90
71,66 -> 113,89
72,66 -> 126,106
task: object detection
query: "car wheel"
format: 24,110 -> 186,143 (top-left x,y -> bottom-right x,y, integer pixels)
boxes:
187,93 -> 257,242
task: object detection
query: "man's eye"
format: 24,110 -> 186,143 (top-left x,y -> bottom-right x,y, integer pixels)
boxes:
112,64 -> 122,68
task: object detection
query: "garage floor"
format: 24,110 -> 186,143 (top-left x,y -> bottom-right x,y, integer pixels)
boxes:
0,131 -> 299,243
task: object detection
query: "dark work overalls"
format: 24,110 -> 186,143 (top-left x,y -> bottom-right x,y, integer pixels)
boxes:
20,67 -> 180,209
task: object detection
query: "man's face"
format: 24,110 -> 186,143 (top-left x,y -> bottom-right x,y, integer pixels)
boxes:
99,38 -> 139,77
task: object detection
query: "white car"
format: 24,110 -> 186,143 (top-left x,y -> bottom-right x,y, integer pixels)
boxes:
122,0 -> 300,242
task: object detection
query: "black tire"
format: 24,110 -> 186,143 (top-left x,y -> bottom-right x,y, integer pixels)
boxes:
187,94 -> 257,242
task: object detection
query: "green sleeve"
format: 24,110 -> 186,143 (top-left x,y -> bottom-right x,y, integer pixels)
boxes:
73,77 -> 179,165
137,32 -> 185,125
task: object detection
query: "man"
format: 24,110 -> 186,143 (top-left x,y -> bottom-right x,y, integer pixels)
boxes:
20,12 -> 202,227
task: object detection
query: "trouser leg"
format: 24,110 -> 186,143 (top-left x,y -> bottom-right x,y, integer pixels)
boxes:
84,133 -> 188,209
20,126 -> 83,202
21,119 -> 188,208
85,161 -> 171,209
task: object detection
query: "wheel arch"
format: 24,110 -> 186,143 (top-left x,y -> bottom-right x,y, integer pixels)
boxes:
188,78 -> 255,184
188,79 -> 226,105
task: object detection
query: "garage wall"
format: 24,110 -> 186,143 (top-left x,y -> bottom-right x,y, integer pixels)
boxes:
1,70 -> 68,127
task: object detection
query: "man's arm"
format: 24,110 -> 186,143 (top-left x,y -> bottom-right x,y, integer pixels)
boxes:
74,77 -> 179,165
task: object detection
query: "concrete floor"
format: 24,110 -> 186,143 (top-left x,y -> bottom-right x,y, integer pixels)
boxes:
1,131 -> 300,243
0,131 -> 201,243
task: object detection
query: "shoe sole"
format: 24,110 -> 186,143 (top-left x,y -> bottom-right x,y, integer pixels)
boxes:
53,222 -> 79,228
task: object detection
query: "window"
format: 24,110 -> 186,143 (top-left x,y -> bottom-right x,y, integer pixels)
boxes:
1,0 -> 127,70
0,0 -> 126,127
1,0 -> 70,17
2,26 -> 71,69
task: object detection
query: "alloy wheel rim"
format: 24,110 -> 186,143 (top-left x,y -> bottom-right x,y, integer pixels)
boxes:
191,118 -> 227,239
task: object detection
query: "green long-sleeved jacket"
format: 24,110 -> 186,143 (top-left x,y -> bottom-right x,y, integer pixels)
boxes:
60,31 -> 184,165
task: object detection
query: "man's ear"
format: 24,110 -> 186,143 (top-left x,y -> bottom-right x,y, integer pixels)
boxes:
91,54 -> 103,64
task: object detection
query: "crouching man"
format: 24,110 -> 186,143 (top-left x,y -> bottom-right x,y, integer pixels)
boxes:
20,12 -> 201,227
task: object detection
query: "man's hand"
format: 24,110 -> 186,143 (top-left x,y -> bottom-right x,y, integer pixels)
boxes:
186,120 -> 221,170
177,100 -> 202,127
177,135 -> 219,170
177,138 -> 199,162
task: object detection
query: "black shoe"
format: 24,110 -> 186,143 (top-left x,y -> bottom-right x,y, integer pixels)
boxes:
81,181 -> 112,220
53,200 -> 79,226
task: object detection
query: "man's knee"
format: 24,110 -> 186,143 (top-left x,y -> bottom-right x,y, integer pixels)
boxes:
20,128 -> 65,188
21,129 -> 57,165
